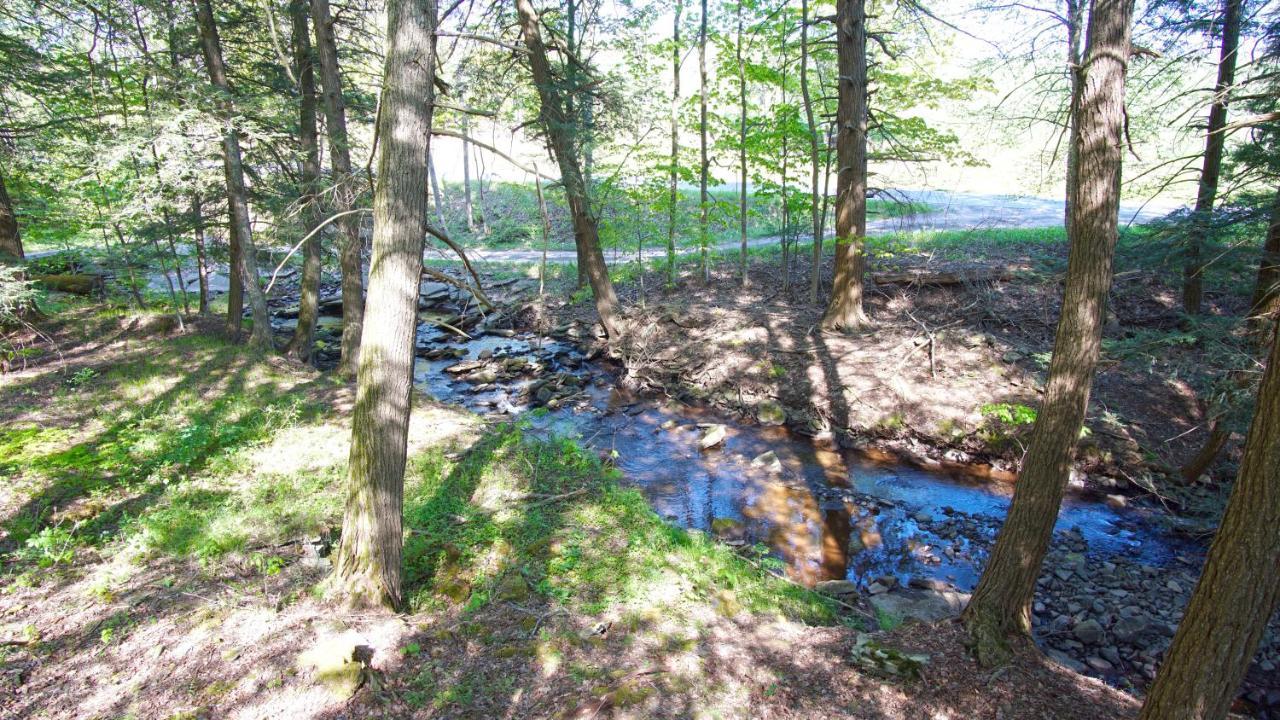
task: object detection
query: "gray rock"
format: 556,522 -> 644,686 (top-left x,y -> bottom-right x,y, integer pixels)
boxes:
1112,615 -> 1148,644
756,400 -> 787,426
815,579 -> 859,597
1074,618 -> 1105,645
1086,656 -> 1113,672
1101,646 -> 1122,665
869,588 -> 971,625
1045,648 -> 1088,673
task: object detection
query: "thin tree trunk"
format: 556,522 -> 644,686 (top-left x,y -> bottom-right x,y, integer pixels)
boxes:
1063,0 -> 1083,227
1248,187 -> 1280,324
514,0 -> 621,338
698,0 -> 710,283
1138,320 -> 1280,720
1183,0 -> 1242,315
961,0 -> 1133,666
331,0 -> 438,610
286,0 -> 323,362
668,0 -> 682,288
462,115 -> 476,232
474,143 -> 489,235
780,32 -> 791,293
192,194 -> 210,315
737,2 -> 748,286
0,169 -> 24,261
821,0 -> 870,332
312,0 -> 365,376
801,0 -> 823,303
536,170 -> 551,297
428,156 -> 447,231
194,0 -> 272,350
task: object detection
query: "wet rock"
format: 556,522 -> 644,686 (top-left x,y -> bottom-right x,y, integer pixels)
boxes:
699,424 -> 727,450
756,400 -> 786,426
1086,656 -> 1113,672
869,588 -> 970,625
1074,618 -> 1105,645
750,451 -> 783,473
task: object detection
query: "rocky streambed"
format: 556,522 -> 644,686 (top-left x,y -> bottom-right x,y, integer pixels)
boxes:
265,271 -> 1278,716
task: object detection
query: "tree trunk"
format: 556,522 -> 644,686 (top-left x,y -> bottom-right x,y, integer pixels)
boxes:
192,194 -> 210,315
331,0 -> 438,610
1248,187 -> 1280,324
1138,320 -> 1280,720
286,0 -> 323,362
737,2 -> 748,286
800,0 -> 823,303
668,0 -> 682,288
428,156 -> 447,231
961,0 -> 1133,666
0,168 -> 23,262
698,0 -> 710,284
514,0 -> 621,338
1183,0 -> 1242,315
1063,0 -> 1084,227
821,0 -> 870,332
194,0 -> 273,350
780,31 -> 791,293
312,0 -> 365,377
462,116 -> 476,232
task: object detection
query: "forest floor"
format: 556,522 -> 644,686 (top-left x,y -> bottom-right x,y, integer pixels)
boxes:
0,307 -> 1156,719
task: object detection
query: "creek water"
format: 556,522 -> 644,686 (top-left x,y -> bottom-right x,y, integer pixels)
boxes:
411,327 -> 1201,594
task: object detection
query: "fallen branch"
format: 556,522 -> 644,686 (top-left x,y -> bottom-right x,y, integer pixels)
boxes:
871,267 -> 1019,287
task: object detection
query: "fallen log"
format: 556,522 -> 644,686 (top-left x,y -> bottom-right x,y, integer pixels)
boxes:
871,267 -> 1018,287
34,274 -> 106,296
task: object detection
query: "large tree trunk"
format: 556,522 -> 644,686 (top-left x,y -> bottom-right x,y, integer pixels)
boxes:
194,0 -> 273,350
514,0 -> 621,338
800,0 -> 823,303
1183,0 -> 1242,315
961,0 -> 1133,666
312,0 -> 365,377
0,168 -> 25,261
286,0 -> 323,362
1248,187 -> 1280,324
1138,321 -> 1280,720
331,0 -> 437,610
667,0 -> 682,288
821,0 -> 870,332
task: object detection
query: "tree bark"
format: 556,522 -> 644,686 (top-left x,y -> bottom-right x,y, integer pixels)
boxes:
1183,0 -> 1242,315
821,0 -> 870,332
193,0 -> 273,350
698,0 -> 710,283
1138,320 -> 1280,720
961,0 -> 1133,666
668,0 -> 682,287
312,0 -> 365,377
801,0 -> 823,303
286,0 -> 323,362
0,168 -> 25,262
331,0 -> 438,610
1248,187 -> 1280,324
514,0 -> 621,338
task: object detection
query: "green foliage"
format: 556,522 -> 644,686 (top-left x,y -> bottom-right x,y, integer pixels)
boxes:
979,403 -> 1037,426
21,523 -> 77,567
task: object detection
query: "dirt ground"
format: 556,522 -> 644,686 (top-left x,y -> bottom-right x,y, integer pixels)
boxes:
0,312 -> 1159,720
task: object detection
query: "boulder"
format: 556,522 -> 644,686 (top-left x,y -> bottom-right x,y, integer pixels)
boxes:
815,579 -> 859,598
699,424 -> 727,450
756,400 -> 786,426
869,588 -> 970,625
1073,618 -> 1105,645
